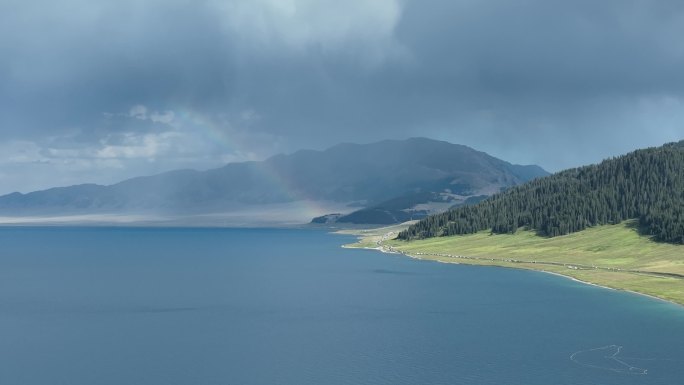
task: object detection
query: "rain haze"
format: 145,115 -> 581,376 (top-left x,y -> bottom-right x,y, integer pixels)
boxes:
2,0 -> 684,194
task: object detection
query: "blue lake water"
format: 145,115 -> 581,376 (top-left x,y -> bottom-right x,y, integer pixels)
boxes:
1,227 -> 683,385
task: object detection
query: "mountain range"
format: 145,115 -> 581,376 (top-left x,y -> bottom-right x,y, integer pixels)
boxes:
0,138 -> 548,224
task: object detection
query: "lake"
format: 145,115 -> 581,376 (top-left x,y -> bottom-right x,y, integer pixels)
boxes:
0,227 -> 683,385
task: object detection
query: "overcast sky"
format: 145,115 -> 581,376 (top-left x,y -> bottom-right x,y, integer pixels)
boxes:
2,0 -> 684,194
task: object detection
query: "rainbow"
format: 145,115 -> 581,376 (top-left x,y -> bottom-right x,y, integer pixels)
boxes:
173,109 -> 335,220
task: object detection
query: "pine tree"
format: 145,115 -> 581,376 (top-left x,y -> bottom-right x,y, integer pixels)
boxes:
398,141 -> 684,244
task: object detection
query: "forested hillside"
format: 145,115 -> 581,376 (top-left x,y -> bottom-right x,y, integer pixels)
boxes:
399,141 -> 684,244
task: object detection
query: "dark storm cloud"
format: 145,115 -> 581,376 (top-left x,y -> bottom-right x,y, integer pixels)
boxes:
399,0 -> 684,95
1,0 -> 235,131
1,0 -> 684,193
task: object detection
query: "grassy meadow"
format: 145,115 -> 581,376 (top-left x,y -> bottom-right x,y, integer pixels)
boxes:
344,221 -> 684,305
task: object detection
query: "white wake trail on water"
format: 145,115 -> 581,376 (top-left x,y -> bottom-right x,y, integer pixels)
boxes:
570,345 -> 648,375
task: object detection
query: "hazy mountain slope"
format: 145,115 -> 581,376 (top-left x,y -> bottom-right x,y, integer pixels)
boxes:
332,192 -> 490,225
0,138 -> 548,217
399,140 -> 684,244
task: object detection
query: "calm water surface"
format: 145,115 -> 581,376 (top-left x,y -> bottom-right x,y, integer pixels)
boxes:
0,227 -> 683,385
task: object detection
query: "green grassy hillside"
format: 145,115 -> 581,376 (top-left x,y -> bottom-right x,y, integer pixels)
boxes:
347,221 -> 684,305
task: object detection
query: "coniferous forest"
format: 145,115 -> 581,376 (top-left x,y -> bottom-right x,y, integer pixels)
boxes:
398,141 -> 684,244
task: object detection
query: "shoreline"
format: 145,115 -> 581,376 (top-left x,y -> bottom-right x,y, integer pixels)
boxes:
535,270 -> 678,306
345,237 -> 684,309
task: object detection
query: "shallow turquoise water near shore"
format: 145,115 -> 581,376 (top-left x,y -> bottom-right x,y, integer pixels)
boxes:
1,227 -> 683,385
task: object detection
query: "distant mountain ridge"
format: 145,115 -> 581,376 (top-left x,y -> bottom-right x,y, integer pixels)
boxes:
399,140 -> 684,244
0,138 -> 548,222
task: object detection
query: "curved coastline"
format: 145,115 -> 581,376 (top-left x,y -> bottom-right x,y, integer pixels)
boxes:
352,242 -> 682,308
340,224 -> 684,308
